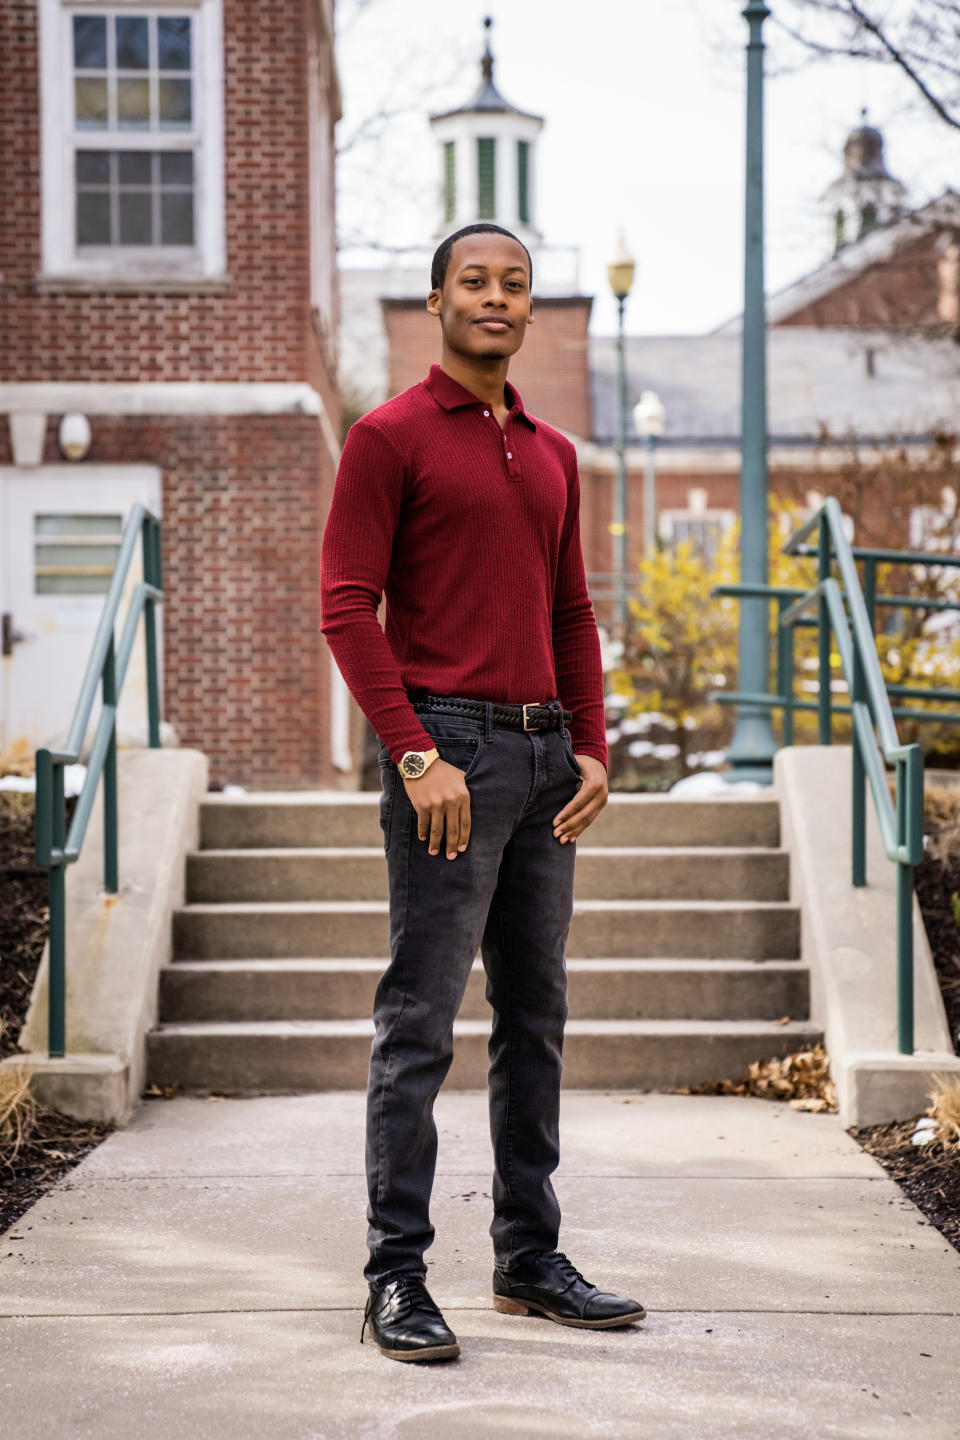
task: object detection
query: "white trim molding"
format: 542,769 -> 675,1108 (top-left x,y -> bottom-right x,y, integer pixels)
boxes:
39,0 -> 226,284
0,382 -> 341,465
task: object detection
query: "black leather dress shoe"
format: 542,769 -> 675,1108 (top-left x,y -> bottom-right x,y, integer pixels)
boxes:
361,1274 -> 460,1362
493,1250 -> 646,1329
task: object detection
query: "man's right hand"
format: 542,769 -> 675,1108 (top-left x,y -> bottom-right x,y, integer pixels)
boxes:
402,759 -> 472,860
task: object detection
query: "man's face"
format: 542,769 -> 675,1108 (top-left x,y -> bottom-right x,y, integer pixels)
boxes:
427,233 -> 533,360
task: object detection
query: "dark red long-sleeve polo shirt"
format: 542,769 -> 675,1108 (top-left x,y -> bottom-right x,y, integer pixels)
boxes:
319,364 -> 608,769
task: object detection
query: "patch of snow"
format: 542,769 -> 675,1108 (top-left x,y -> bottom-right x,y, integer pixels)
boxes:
669,772 -> 769,797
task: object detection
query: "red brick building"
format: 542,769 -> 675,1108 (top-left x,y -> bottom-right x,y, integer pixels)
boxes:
1,0 -> 343,788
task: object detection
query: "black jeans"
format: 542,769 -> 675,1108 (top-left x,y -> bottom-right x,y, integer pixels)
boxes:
365,696 -> 583,1285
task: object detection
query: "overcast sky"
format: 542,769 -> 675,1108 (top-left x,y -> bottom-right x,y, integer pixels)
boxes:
335,0 -> 960,337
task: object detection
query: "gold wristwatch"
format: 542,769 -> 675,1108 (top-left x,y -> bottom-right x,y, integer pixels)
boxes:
397,746 -> 440,780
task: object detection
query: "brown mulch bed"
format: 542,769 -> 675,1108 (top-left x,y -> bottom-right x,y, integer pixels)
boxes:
913,784 -> 960,1058
1,791 -> 114,1236
851,1115 -> 960,1252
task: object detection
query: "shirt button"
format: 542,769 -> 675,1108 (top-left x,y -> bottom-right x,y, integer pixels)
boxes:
507,452 -> 513,459
483,410 -> 490,417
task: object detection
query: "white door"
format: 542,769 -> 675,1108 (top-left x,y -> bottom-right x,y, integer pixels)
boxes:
0,465 -> 162,767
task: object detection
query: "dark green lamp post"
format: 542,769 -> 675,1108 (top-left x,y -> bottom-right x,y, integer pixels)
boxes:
726,0 -> 779,783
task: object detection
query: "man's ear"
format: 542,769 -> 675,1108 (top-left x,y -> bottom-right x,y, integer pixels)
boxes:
526,297 -> 535,326
426,288 -> 442,317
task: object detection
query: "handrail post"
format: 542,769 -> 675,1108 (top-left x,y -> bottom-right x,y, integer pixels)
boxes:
851,652 -> 866,887
776,595 -> 794,747
817,523 -> 832,744
864,556 -> 877,636
39,753 -> 67,1059
143,517 -> 162,749
103,631 -> 119,894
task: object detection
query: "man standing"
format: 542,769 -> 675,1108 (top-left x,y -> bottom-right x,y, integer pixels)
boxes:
320,222 -> 646,1363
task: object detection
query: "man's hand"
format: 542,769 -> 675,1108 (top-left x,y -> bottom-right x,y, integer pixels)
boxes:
553,754 -> 608,843
403,759 -> 472,860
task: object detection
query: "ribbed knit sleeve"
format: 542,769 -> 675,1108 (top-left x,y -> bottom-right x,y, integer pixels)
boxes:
552,446 -> 608,770
319,418 -> 437,763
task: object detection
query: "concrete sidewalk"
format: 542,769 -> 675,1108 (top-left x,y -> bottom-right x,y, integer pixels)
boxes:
2,1092 -> 959,1439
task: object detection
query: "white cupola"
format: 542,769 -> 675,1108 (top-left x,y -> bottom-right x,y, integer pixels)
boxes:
820,112 -> 907,255
429,17 -> 544,245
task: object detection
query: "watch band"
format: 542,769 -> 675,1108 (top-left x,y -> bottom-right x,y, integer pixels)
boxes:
398,746 -> 440,779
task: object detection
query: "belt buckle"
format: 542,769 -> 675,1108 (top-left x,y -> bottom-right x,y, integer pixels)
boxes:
522,702 -> 544,731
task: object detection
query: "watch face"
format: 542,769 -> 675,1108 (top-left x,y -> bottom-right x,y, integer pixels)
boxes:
404,753 -> 426,777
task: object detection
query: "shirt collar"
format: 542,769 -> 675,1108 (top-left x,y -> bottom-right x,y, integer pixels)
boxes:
422,364 -> 537,430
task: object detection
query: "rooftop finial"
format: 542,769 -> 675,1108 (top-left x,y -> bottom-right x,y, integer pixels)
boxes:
481,15 -> 494,85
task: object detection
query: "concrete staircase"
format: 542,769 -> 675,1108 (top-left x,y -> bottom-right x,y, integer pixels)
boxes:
146,792 -> 821,1092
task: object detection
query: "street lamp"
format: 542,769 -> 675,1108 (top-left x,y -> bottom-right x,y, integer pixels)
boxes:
727,0 -> 778,783
608,234 -> 635,652
633,390 -> 665,560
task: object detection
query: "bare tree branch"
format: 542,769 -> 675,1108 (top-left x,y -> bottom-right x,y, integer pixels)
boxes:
772,0 -> 960,130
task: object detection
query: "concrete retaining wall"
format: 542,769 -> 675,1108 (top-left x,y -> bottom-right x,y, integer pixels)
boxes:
775,746 -> 960,1127
0,748 -> 208,1123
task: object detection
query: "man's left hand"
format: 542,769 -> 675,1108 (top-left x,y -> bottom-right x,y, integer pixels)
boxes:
552,755 -> 608,843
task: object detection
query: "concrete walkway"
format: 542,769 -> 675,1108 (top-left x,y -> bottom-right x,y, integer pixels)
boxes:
2,1092 -> 959,1438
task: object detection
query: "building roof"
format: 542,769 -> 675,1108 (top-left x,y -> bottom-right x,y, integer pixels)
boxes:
589,328 -> 960,446
713,191 -> 960,335
430,17 -> 543,124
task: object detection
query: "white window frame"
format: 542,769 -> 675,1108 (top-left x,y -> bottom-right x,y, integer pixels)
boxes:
658,508 -> 736,561
39,0 -> 225,283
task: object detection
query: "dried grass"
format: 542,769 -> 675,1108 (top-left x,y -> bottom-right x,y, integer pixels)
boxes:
927,1072 -> 960,1149
0,1018 -> 39,1168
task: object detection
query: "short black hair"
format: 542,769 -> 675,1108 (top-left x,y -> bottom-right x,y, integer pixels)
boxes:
430,223 -> 533,293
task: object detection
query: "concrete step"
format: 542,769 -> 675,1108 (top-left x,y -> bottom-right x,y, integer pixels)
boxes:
199,793 -> 781,851
172,899 -> 800,961
145,1017 -> 823,1092
159,956 -> 809,1023
185,846 -> 791,904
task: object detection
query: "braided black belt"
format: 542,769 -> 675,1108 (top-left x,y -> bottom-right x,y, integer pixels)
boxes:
408,691 -> 572,733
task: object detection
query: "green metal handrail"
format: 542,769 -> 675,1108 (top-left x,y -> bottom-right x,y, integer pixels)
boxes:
34,503 -> 164,1058
710,499 -> 960,1055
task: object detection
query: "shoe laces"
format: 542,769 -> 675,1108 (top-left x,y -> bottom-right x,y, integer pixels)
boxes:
549,1251 -> 591,1290
360,1274 -> 442,1344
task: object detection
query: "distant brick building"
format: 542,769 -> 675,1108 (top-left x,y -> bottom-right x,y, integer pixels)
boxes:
339,38 -> 960,682
1,0 -> 344,788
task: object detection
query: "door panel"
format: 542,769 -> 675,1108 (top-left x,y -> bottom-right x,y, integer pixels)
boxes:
0,466 -> 162,765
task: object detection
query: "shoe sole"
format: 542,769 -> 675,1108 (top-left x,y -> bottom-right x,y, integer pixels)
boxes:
493,1294 -> 646,1328
376,1341 -> 461,1362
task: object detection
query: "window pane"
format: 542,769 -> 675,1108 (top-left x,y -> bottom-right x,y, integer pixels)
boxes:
118,151 -> 152,184
35,514 -> 123,536
160,150 -> 193,185
36,543 -> 122,568
76,149 -> 110,184
158,78 -> 191,128
77,190 -> 112,245
75,77 -> 108,128
158,16 -> 191,70
160,191 -> 194,244
73,15 -> 107,69
119,191 -> 153,244
116,15 -> 149,69
117,77 -> 151,129
37,574 -> 113,596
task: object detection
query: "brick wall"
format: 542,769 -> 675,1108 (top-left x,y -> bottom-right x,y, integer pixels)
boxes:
0,412 -> 336,787
775,232 -> 954,330
0,0 -> 336,391
382,297 -> 594,439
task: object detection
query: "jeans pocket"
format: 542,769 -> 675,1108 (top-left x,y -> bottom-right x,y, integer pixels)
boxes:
377,757 -> 398,854
430,734 -> 483,783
